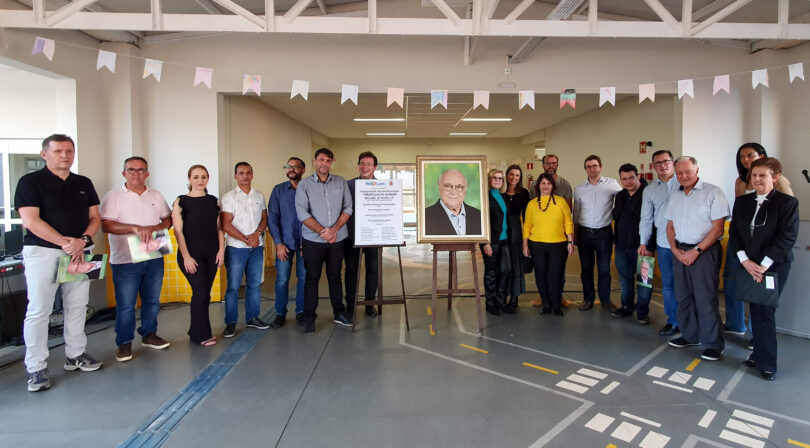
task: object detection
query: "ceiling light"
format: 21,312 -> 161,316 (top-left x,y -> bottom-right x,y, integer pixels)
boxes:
366,133 -> 406,136
450,132 -> 488,136
461,118 -> 512,122
354,118 -> 405,122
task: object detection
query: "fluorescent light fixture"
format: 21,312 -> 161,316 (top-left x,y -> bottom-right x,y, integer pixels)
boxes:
354,118 -> 405,122
450,132 -> 488,136
462,118 -> 512,122
366,133 -> 406,136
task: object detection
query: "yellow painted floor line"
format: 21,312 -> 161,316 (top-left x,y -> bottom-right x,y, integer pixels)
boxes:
427,306 -> 432,316
459,344 -> 488,354
607,444 -> 618,448
788,439 -> 810,448
429,324 -> 435,336
686,358 -> 701,371
522,362 -> 559,375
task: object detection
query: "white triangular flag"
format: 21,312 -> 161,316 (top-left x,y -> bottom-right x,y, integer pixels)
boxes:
96,50 -> 116,73
143,59 -> 163,82
678,79 -> 694,99
243,74 -> 261,95
291,80 -> 309,100
752,69 -> 769,89
713,75 -> 730,95
518,90 -> 535,110
194,67 -> 213,89
32,37 -> 55,61
387,88 -> 404,108
788,63 -> 804,83
341,84 -> 359,105
639,83 -> 655,103
430,90 -> 448,109
473,90 -> 489,110
599,87 -> 615,107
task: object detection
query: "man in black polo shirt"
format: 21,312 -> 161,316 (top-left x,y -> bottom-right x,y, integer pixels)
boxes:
15,134 -> 103,392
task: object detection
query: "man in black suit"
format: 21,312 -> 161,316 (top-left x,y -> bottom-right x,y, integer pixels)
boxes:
425,169 -> 481,236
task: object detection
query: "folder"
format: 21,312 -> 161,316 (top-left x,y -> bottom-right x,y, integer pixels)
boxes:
734,271 -> 779,307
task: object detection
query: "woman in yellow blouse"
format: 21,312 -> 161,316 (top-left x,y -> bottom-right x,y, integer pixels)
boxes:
522,173 -> 574,316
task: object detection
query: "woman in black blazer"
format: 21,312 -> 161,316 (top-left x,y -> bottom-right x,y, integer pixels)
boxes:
503,164 -> 530,311
480,169 -> 512,316
728,157 -> 799,381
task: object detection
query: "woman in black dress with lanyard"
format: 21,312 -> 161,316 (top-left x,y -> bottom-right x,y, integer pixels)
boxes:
172,165 -> 225,346
503,164 -> 530,312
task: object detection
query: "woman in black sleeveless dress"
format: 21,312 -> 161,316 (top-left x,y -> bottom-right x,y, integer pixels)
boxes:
172,165 -> 225,346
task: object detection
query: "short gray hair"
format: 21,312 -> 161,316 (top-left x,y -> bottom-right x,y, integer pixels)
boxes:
675,156 -> 698,168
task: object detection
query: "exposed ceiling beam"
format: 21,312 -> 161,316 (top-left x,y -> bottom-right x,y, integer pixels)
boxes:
368,0 -> 376,32
504,0 -> 533,25
283,0 -> 315,24
315,0 -> 327,15
32,0 -> 43,24
266,0 -> 274,30
486,0 -> 500,19
211,0 -> 264,29
692,0 -> 732,21
152,0 -> 162,30
750,10 -> 810,53
47,0 -> 99,26
778,0 -> 788,38
194,0 -> 224,14
588,0 -> 596,34
428,0 -> 462,26
690,0 -> 752,36
15,0 -> 140,43
509,0 -> 586,63
682,0 -> 691,35
641,0 -> 679,32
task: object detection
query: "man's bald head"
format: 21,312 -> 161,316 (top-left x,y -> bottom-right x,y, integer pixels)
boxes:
438,169 -> 468,214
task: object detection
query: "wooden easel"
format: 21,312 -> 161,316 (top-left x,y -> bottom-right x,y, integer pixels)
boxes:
431,243 -> 484,334
350,244 -> 410,332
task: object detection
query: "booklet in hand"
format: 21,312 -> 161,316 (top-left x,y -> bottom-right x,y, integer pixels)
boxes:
636,255 -> 655,288
57,254 -> 108,283
127,230 -> 173,263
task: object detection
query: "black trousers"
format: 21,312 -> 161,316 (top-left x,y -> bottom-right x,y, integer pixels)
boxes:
507,240 -> 526,299
577,226 -> 613,305
529,241 -> 568,311
303,239 -> 345,322
343,238 -> 379,309
178,249 -> 217,344
673,242 -> 724,351
480,240 -> 511,302
749,262 -> 791,373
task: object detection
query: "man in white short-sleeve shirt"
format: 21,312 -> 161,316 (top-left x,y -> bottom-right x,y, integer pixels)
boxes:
220,162 -> 269,338
100,156 -> 172,363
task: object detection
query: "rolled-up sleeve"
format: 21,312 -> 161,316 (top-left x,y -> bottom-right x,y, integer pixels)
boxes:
295,182 -> 312,223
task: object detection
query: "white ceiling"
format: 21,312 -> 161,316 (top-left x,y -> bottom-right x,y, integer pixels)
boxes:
248,91 -> 642,139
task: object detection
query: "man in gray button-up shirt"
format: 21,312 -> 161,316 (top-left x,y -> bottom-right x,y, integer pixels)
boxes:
295,148 -> 353,334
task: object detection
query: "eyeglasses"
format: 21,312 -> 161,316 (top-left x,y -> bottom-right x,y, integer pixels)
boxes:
652,160 -> 673,167
492,176 -> 504,181
442,184 -> 466,192
358,162 -> 376,167
284,164 -> 304,170
126,168 -> 147,174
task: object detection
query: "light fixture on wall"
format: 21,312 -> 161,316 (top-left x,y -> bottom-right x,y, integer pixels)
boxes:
461,118 -> 512,122
366,132 -> 406,136
354,118 -> 405,122
450,132 -> 488,136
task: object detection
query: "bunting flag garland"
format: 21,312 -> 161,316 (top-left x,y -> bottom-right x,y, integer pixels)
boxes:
751,69 -> 769,89
341,84 -> 359,105
473,90 -> 489,110
242,74 -> 261,95
96,50 -> 116,73
143,59 -> 163,82
32,37 -> 55,61
713,75 -> 730,95
677,79 -> 694,99
560,89 -> 576,109
194,67 -> 213,89
518,90 -> 535,110
387,88 -> 404,108
639,83 -> 655,103
291,79 -> 309,100
599,87 -> 615,107
788,63 -> 804,83
430,90 -> 448,109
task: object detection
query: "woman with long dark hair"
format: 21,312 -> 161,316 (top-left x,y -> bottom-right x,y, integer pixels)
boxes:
172,165 -> 225,346
503,164 -> 530,311
481,169 -> 512,315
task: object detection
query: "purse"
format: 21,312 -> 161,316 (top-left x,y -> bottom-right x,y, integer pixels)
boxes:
523,255 -> 534,274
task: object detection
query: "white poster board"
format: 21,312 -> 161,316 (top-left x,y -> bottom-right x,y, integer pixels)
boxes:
354,179 -> 403,246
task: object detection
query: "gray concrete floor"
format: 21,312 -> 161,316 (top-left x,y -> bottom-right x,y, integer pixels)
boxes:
1,243 -> 809,448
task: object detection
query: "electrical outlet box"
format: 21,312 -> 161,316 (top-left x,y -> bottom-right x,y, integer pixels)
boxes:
504,67 -> 512,75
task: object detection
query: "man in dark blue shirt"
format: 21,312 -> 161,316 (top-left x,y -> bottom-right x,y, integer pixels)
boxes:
267,157 -> 306,328
344,152 -> 380,319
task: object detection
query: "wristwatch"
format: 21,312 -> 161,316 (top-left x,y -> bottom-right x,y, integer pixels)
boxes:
695,246 -> 703,254
81,234 -> 94,247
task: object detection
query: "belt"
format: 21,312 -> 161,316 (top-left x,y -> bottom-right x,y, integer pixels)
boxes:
579,225 -> 611,232
674,240 -> 697,250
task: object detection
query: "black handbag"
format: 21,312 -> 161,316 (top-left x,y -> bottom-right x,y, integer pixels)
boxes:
735,271 -> 779,307
523,255 -> 534,274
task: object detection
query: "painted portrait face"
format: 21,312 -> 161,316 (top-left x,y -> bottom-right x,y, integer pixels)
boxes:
439,169 -> 467,211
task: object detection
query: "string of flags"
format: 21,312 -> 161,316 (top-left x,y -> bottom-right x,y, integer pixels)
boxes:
30,35 -> 807,112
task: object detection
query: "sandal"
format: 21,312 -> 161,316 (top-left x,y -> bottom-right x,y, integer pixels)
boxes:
200,337 -> 216,347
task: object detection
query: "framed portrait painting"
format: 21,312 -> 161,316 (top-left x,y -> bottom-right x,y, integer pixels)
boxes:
416,155 -> 490,244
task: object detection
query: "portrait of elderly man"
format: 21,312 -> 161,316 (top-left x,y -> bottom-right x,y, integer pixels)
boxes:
637,258 -> 653,286
424,168 -> 482,236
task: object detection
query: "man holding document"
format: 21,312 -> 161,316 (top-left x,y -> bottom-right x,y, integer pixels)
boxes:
101,156 -> 173,363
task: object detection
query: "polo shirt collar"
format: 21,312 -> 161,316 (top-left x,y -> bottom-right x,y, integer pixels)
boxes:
121,183 -> 152,194
313,173 -> 333,183
44,167 -> 73,181
233,186 -> 255,196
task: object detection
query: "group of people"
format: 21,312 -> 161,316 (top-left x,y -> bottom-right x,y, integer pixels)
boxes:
481,148 -> 798,381
16,135 -> 382,392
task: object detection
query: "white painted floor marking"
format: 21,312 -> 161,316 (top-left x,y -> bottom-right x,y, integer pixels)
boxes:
584,413 -> 615,432
577,368 -> 608,379
620,411 -> 662,428
669,371 -> 692,384
646,366 -> 669,378
639,430 -> 671,448
694,377 -> 716,391
556,380 -> 588,394
600,381 -> 621,395
718,429 -> 766,448
726,418 -> 770,439
652,380 -> 693,393
610,421 -> 642,443
732,409 -> 775,428
698,409 -> 718,428
566,374 -> 599,387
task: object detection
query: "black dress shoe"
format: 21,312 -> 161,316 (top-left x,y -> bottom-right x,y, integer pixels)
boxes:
296,313 -> 305,324
579,302 -> 594,311
486,304 -> 501,316
742,359 -> 756,367
659,324 -> 680,336
637,315 -> 651,325
269,315 -> 286,329
539,307 -> 551,315
223,323 -> 236,338
246,317 -> 270,330
304,320 -> 316,335
365,306 -> 378,317
603,302 -> 619,313
333,314 -> 353,327
502,305 -> 516,315
611,307 -> 633,318
553,308 -> 564,316
760,370 -> 776,381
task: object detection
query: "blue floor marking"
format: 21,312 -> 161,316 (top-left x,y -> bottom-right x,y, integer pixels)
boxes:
120,311 -> 272,448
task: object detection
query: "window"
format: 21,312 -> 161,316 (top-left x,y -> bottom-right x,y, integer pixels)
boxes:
374,163 -> 416,226
1,139 -> 43,231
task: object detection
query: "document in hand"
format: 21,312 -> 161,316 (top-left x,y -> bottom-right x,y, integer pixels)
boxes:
57,254 -> 108,283
127,230 -> 173,263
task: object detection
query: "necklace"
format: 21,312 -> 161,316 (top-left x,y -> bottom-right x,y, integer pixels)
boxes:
538,195 -> 554,212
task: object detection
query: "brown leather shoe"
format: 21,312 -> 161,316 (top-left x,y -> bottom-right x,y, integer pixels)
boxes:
142,333 -> 170,350
116,343 -> 132,362
579,302 -> 594,311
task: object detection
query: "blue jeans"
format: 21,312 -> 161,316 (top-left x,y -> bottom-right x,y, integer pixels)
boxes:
657,246 -> 678,326
224,246 -> 264,324
112,258 -> 164,347
614,247 -> 652,318
275,248 -> 305,316
722,251 -> 747,333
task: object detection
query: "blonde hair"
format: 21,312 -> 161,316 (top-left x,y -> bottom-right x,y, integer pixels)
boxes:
488,168 -> 505,193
